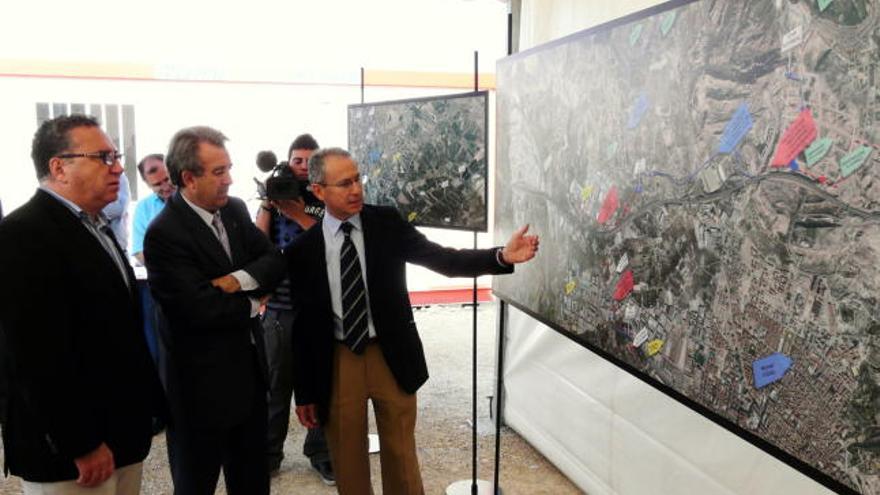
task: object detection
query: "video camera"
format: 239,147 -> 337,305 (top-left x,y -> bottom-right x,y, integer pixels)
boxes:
254,150 -> 301,201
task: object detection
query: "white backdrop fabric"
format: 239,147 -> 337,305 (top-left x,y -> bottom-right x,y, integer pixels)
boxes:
503,305 -> 833,494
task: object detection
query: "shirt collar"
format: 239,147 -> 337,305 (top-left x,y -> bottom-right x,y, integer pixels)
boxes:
322,211 -> 362,237
180,192 -> 216,228
40,185 -> 109,225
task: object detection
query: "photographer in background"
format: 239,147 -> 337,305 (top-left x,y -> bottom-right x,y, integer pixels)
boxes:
255,133 -> 333,484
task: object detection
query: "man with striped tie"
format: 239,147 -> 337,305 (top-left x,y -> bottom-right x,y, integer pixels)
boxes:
287,147 -> 539,495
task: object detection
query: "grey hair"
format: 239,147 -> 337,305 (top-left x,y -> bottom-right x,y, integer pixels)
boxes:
308,147 -> 353,184
166,126 -> 228,186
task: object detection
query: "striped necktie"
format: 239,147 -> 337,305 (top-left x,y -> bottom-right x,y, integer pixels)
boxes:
340,222 -> 369,354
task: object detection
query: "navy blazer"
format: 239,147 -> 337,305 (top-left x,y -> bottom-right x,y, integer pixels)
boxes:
144,192 -> 284,429
0,190 -> 163,482
286,205 -> 513,424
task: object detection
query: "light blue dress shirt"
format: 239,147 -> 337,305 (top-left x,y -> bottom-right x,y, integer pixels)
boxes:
322,211 -> 377,341
131,192 -> 166,256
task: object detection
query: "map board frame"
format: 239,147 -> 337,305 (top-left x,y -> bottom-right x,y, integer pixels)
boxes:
493,1 -> 880,493
348,91 -> 490,232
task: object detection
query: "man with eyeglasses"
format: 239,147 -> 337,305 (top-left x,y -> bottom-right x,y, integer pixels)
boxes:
144,126 -> 284,495
131,154 -> 175,265
254,133 -> 334,483
0,114 -> 165,494
286,147 -> 539,495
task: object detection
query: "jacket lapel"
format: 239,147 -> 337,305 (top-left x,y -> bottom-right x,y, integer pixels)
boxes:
169,192 -> 232,271
308,226 -> 333,314
220,206 -> 244,266
35,190 -> 136,302
360,207 -> 379,289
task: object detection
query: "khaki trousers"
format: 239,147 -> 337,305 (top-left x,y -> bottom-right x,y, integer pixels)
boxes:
325,342 -> 424,495
21,462 -> 142,495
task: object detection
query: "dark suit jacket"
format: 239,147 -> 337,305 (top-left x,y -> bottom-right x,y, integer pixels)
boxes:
287,205 -> 513,424
0,190 -> 163,482
144,192 -> 283,429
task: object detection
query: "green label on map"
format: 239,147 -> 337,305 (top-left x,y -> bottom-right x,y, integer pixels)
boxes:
630,24 -> 643,46
607,142 -> 619,160
660,11 -> 677,37
839,146 -> 872,178
805,137 -> 833,167
818,0 -> 834,12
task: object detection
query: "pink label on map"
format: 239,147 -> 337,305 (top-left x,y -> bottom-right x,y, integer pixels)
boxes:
771,108 -> 817,167
597,186 -> 619,224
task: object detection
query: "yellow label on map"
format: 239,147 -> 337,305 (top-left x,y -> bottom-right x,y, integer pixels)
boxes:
581,185 -> 594,201
407,212 -> 418,222
565,280 -> 577,295
646,339 -> 664,356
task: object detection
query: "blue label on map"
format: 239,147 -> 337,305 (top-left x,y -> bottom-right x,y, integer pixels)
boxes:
718,102 -> 753,154
368,149 -> 382,165
752,353 -> 792,388
789,159 -> 799,171
626,94 -> 650,129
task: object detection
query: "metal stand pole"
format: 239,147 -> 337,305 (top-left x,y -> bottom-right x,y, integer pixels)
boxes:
447,231 -> 497,495
360,65 -> 380,456
492,301 -> 506,494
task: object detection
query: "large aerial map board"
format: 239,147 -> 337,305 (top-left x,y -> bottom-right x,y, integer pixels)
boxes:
494,0 -> 879,493
348,91 -> 489,232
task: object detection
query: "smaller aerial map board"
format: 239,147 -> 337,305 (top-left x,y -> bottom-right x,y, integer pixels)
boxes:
494,0 -> 879,493
348,91 -> 489,232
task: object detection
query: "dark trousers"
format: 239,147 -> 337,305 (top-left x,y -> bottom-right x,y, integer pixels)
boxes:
166,374 -> 269,495
262,308 -> 330,468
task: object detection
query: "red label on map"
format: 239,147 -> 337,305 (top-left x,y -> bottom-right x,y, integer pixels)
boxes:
597,186 -> 619,224
613,270 -> 634,301
771,108 -> 817,167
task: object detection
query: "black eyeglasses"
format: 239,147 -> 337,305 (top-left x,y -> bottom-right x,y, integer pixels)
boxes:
319,175 -> 362,189
57,150 -> 123,166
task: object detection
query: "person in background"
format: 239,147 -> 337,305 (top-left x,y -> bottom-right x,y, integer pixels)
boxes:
102,171 -> 130,253
0,114 -> 164,495
131,154 -> 175,265
255,133 -> 333,484
130,153 -> 177,379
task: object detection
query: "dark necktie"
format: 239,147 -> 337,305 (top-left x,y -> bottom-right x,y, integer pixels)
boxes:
211,211 -> 232,260
99,224 -> 131,289
80,212 -> 130,289
340,222 -> 369,354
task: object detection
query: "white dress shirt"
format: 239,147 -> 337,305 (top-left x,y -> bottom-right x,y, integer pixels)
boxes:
322,211 -> 377,341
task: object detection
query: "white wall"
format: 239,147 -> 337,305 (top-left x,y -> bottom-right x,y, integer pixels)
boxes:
0,76 -> 496,289
0,0 -> 509,289
500,1 -> 836,493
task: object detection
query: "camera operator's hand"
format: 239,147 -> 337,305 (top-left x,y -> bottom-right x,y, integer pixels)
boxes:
255,201 -> 273,235
271,198 -> 317,230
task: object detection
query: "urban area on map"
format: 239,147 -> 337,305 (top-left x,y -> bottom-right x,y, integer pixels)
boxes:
494,0 -> 880,492
348,92 -> 488,231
